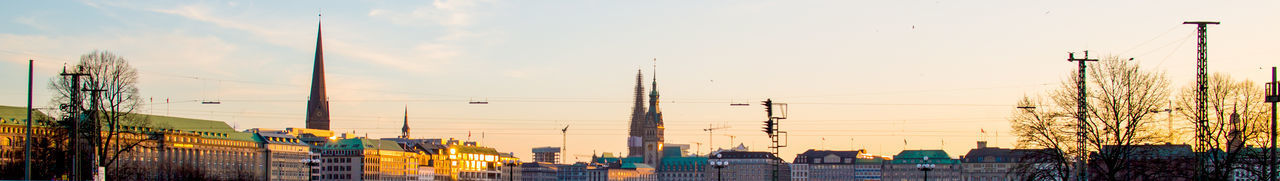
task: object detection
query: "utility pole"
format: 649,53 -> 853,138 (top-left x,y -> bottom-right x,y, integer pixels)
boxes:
85,84 -> 106,181
1184,21 -> 1218,181
24,59 -> 32,181
1265,67 -> 1278,181
60,66 -> 90,181
1067,51 -> 1097,181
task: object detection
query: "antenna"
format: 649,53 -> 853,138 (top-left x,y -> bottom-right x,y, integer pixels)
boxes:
652,58 -> 657,82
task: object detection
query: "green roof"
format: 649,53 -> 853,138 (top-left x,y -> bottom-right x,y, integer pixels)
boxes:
324,138 -> 404,151
144,114 -> 257,142
662,147 -> 685,158
0,105 -> 54,126
621,163 -> 653,169
660,157 -> 708,167
892,150 -> 959,164
0,105 -> 255,142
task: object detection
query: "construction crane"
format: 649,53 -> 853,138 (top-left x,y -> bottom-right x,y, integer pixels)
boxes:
704,124 -> 731,154
691,142 -> 703,156
561,125 -> 570,164
724,134 -> 738,149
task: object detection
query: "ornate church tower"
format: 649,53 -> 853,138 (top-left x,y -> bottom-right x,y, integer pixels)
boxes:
627,70 -> 647,157
643,61 -> 665,167
305,17 -> 331,130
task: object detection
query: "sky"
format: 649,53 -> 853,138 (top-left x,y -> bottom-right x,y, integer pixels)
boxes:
1,0 -> 1278,162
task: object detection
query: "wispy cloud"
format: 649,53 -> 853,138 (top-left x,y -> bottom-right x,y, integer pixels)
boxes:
137,2 -> 459,73
13,16 -> 52,31
367,0 -> 494,42
0,32 -> 237,75
146,4 -> 305,50
368,0 -> 481,28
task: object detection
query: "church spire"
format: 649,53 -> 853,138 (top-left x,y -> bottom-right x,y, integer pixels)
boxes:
648,58 -> 662,124
402,105 -> 410,139
627,69 -> 646,157
642,58 -> 665,167
305,15 -> 331,130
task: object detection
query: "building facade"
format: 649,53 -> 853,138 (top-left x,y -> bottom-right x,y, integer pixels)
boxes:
707,151 -> 791,181
318,138 -> 415,180
792,149 -> 885,181
532,147 -> 561,164
883,150 -> 961,181
657,156 -> 707,180
521,162 -> 559,181
249,128 -> 312,181
790,163 -> 809,181
431,141 -> 516,181
960,141 -> 1037,181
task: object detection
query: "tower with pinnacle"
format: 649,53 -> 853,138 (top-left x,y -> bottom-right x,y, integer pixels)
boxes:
305,17 -> 331,130
628,70 -> 647,157
626,59 -> 666,167
642,59 -> 665,167
402,106 -> 410,139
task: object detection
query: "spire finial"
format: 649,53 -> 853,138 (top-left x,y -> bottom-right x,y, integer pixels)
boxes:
652,58 -> 657,82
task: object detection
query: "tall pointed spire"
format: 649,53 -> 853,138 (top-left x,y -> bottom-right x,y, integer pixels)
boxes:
402,105 -> 410,139
305,15 -> 331,130
627,69 -> 646,157
643,58 -> 665,167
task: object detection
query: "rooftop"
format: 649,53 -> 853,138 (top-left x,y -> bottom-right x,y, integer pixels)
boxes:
323,137 -> 405,151
712,151 -> 781,160
892,150 -> 959,164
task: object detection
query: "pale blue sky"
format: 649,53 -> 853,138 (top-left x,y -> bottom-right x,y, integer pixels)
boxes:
2,0 -> 1277,161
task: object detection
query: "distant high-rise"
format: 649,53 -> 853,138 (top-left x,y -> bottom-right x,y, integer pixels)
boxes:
628,70 -> 647,157
305,19 -> 331,130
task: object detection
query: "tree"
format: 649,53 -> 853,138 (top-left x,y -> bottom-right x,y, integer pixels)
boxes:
1009,96 -> 1074,180
49,50 -> 151,179
1172,73 -> 1271,179
1010,56 -> 1172,180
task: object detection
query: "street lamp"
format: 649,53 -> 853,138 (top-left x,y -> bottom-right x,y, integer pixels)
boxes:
916,156 -> 935,181
710,154 -> 730,181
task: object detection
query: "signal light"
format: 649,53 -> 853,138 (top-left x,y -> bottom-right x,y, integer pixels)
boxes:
763,99 -> 773,118
762,119 -> 774,134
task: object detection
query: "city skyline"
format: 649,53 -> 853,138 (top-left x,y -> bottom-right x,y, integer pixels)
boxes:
2,0 -> 1279,163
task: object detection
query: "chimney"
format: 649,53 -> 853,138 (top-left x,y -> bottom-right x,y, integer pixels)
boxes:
977,141 -> 988,149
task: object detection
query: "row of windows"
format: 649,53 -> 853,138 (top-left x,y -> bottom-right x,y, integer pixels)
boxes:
325,157 -> 354,163
0,127 -> 54,134
324,165 -> 352,172
324,174 -> 353,179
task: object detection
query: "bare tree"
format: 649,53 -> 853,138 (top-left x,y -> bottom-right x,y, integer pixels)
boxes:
49,50 -> 151,179
1010,96 -> 1075,180
1073,56 -> 1170,180
1173,73 -> 1271,179
1011,56 -> 1171,180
